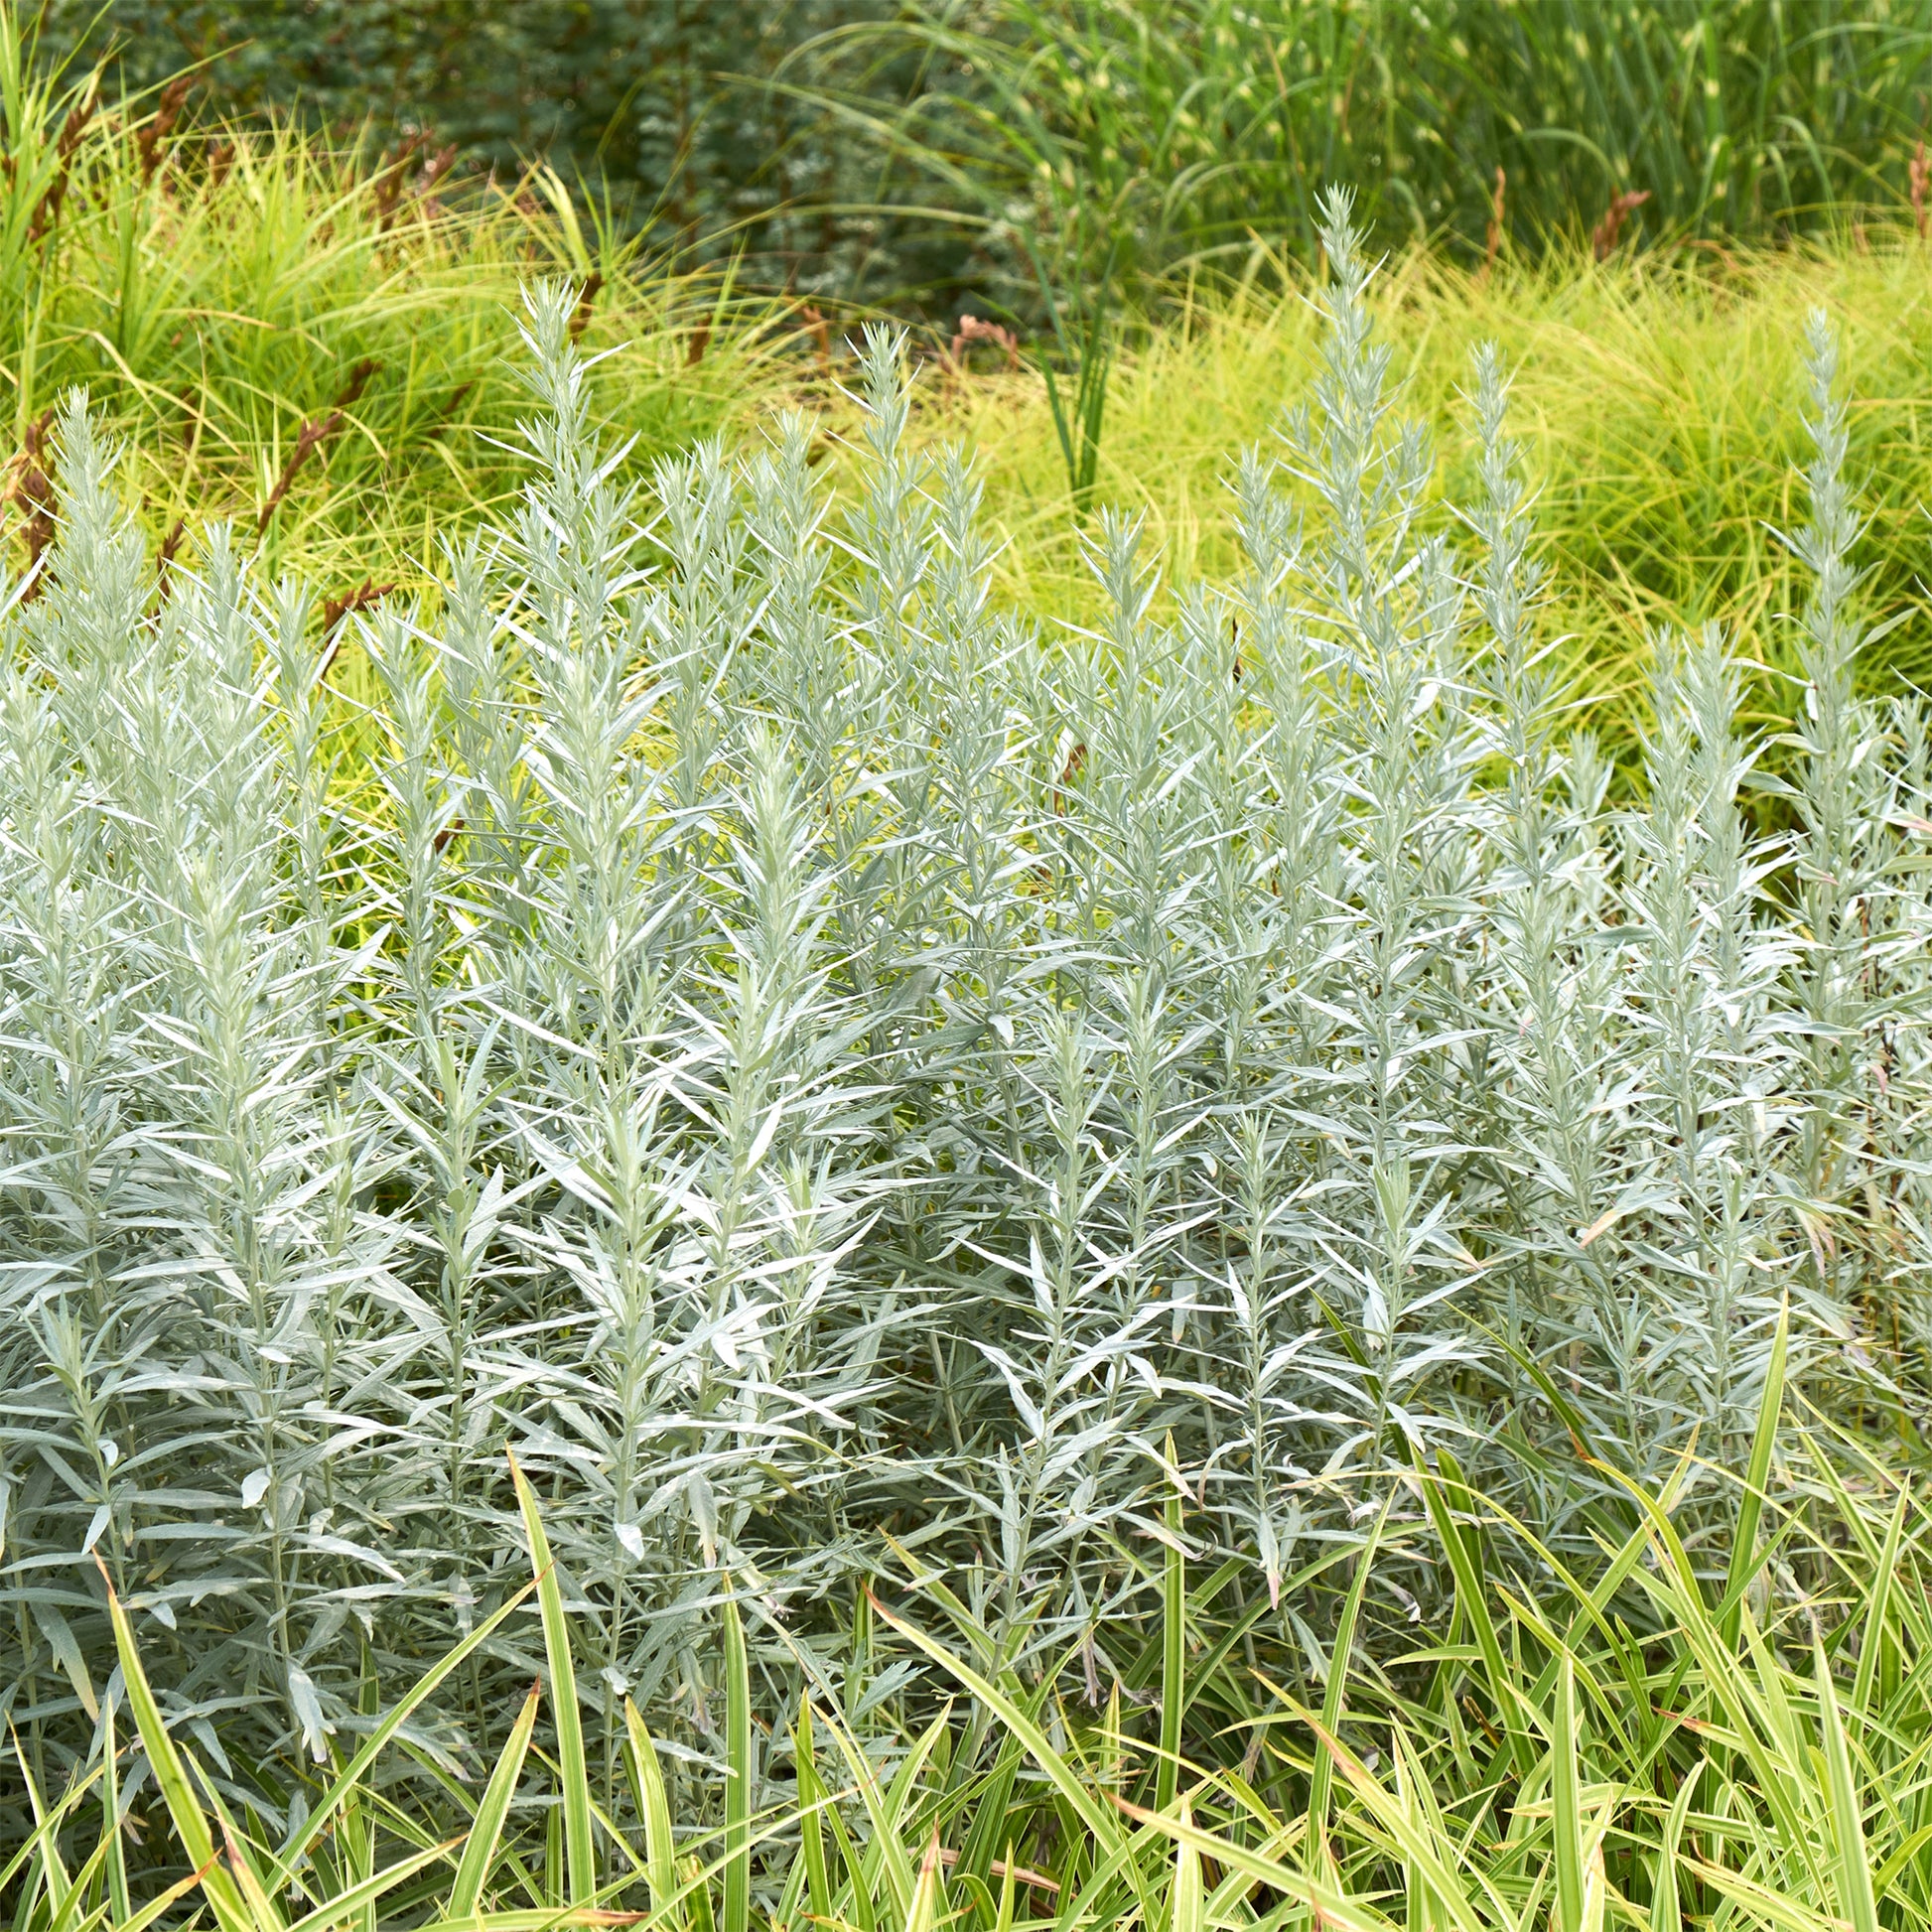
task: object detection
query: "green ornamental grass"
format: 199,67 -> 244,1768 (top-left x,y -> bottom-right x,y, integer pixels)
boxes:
819,0 -> 1932,283
922,235 -> 1932,755
0,6 -> 758,601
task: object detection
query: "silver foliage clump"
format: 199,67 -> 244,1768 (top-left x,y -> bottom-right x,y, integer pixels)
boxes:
0,193 -> 1923,1807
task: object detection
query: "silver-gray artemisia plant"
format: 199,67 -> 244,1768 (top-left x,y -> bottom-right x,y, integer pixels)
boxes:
0,194 -> 1921,1833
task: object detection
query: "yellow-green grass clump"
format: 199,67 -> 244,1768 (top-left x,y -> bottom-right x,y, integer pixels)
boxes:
0,14 -> 773,601
912,239 -> 1932,754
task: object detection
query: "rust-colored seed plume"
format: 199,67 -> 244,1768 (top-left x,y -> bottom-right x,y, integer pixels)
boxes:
137,75 -> 194,185
569,273 -> 604,342
321,576 -> 397,640
429,379 -> 476,440
317,578 -> 398,677
257,361 -> 380,534
1481,166 -> 1506,278
947,312 -> 1019,374
1591,188 -> 1652,261
417,143 -> 458,203
1051,741 -> 1087,815
154,517 -> 187,601
29,90 -> 100,245
371,132 -> 426,231
803,305 -> 836,377
6,408 -> 60,598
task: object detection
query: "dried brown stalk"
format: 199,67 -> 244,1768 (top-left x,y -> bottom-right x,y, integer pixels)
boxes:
1590,188 -> 1651,261
1913,141 -> 1929,240
256,360 -> 379,534
137,75 -> 194,186
569,272 -> 604,342
29,86 -> 100,245
933,1848 -> 1057,1896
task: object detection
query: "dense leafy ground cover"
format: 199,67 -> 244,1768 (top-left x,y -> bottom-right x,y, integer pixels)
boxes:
4,178 -> 1932,1927
8,9 -> 1932,1924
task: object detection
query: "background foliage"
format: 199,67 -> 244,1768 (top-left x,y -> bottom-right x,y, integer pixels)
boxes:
32,0 -> 943,296
6,194 -> 1932,1891
34,0 -> 1932,316
844,0 -> 1932,304
10,6 -> 1932,1925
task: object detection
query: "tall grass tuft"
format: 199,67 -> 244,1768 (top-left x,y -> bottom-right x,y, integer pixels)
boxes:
12,1436 -> 1932,1928
0,4 -> 758,599
813,0 -> 1932,298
